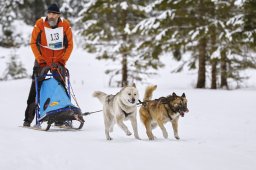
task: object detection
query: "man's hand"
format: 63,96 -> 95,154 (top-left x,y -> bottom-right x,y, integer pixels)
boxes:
51,62 -> 63,69
51,62 -> 66,75
34,65 -> 50,81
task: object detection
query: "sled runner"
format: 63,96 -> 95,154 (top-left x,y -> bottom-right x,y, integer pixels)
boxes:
34,67 -> 84,131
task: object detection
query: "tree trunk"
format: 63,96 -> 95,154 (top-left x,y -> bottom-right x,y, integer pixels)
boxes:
120,8 -> 128,87
121,54 -> 128,87
211,59 -> 217,89
210,20 -> 217,89
220,50 -> 228,89
196,37 -> 207,88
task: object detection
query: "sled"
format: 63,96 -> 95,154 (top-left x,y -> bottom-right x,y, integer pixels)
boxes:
34,67 -> 85,131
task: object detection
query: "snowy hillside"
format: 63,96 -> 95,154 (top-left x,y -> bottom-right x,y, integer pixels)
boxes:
0,45 -> 256,170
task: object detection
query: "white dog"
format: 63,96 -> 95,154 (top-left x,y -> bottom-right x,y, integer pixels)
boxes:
93,84 -> 140,140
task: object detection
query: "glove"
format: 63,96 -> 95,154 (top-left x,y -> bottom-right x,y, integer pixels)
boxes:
51,62 -> 66,75
51,62 -> 62,69
39,62 -> 47,67
35,66 -> 50,81
58,59 -> 66,66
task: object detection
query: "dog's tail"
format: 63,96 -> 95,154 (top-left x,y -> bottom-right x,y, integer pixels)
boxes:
143,85 -> 157,101
93,91 -> 107,104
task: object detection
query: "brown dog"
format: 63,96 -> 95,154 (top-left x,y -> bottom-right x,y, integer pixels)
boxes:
139,85 -> 189,140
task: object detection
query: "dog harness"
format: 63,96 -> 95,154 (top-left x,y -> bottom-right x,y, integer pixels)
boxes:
163,104 -> 173,120
143,97 -> 178,121
121,109 -> 133,117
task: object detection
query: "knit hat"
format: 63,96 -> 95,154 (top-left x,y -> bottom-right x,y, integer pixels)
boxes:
47,3 -> 60,14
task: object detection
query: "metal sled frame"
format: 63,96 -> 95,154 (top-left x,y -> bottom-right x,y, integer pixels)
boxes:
34,69 -> 84,130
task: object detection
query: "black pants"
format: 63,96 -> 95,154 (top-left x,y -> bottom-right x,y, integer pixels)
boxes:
24,79 -> 40,123
24,66 -> 66,123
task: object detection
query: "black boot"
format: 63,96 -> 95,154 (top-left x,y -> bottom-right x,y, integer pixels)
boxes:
23,121 -> 31,127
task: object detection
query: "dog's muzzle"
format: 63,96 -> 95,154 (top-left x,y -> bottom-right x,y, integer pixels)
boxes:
128,98 -> 136,104
179,108 -> 189,117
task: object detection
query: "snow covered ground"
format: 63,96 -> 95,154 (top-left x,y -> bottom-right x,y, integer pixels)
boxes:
0,46 -> 256,170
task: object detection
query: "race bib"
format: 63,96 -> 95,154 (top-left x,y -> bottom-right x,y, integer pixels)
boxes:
44,27 -> 64,50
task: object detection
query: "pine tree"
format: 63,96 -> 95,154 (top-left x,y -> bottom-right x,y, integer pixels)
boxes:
0,0 -> 23,47
213,0 -> 256,89
241,0 -> 256,51
1,51 -> 28,81
135,0 -> 256,89
60,0 -> 89,25
77,0 -> 155,87
134,0 -> 211,88
18,0 -> 45,25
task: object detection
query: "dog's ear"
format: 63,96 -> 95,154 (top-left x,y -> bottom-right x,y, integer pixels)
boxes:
122,81 -> 128,87
182,93 -> 186,97
172,92 -> 177,97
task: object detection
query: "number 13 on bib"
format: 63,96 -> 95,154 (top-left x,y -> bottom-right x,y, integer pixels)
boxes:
44,27 -> 64,50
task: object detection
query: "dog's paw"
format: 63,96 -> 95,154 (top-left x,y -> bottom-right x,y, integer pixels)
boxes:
175,136 -> 180,140
126,131 -> 132,136
135,135 -> 141,140
163,132 -> 168,139
106,137 -> 113,140
149,136 -> 155,140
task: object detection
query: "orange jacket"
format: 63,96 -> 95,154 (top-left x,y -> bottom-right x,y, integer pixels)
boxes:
30,17 -> 73,67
